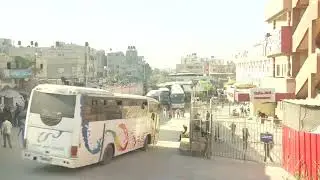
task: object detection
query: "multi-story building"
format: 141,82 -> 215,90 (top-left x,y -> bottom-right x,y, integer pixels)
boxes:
106,51 -> 126,77
95,50 -> 106,77
264,0 -> 320,98
0,38 -> 12,54
174,54 -> 235,82
176,53 -> 205,74
42,42 -> 97,82
207,57 -> 236,78
235,41 -> 274,86
106,46 -> 147,83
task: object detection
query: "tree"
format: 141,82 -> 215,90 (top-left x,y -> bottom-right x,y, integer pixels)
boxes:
148,68 -> 171,89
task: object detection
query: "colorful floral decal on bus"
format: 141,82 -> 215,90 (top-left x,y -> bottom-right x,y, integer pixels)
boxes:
80,95 -> 136,154
105,123 -> 129,152
80,95 -> 102,154
81,119 -> 103,154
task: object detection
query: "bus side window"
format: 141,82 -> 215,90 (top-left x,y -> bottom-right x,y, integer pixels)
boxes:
141,101 -> 147,109
99,98 -> 123,120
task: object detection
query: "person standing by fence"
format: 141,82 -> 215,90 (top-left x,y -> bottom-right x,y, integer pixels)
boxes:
242,127 -> 250,150
230,122 -> 236,143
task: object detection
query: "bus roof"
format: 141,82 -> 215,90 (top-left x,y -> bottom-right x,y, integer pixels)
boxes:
158,87 -> 170,92
171,84 -> 184,94
146,90 -> 161,97
33,84 -> 159,103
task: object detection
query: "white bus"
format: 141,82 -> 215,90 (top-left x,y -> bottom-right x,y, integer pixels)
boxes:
22,84 -> 161,168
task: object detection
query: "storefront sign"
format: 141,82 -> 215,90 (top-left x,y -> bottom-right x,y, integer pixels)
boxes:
250,88 -> 275,102
9,69 -> 32,79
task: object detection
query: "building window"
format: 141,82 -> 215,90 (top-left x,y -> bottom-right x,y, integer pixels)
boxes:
284,65 -> 287,77
276,65 -> 280,76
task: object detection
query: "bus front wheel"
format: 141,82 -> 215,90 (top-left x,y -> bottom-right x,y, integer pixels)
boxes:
101,144 -> 114,165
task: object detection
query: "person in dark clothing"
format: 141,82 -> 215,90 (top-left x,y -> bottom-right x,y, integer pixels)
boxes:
264,140 -> 274,162
179,125 -> 188,141
230,122 -> 236,142
242,128 -> 250,150
3,106 -> 12,125
14,103 -> 21,127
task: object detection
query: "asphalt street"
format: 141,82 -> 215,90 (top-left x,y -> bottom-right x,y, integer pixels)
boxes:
0,114 -> 293,180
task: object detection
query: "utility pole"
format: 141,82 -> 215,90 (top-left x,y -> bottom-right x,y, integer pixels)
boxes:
84,42 -> 89,87
143,63 -> 147,95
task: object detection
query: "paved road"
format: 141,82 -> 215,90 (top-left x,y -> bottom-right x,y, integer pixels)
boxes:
0,117 -> 293,180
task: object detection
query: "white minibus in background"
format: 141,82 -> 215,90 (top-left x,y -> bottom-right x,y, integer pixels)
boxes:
23,84 -> 160,168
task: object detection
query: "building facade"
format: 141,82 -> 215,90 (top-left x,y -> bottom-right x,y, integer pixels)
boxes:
235,41 -> 274,86
42,42 -> 97,82
265,0 -> 320,98
176,53 -> 204,74
106,46 -> 147,83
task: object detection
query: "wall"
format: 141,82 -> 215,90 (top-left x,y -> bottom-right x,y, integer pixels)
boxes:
283,126 -> 320,180
281,101 -> 320,131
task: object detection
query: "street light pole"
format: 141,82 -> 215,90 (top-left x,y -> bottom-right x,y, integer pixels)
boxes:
84,42 -> 89,87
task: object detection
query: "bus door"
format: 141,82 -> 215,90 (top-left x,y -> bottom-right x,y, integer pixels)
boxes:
153,109 -> 160,144
149,102 -> 160,144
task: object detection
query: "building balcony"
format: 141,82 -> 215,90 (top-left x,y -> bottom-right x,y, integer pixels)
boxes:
292,0 -> 309,9
295,53 -> 320,98
265,0 -> 292,22
260,77 -> 296,93
266,26 -> 292,57
292,2 -> 320,52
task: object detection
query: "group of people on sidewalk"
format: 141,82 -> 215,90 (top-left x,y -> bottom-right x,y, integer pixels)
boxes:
163,107 -> 185,119
0,103 -> 27,148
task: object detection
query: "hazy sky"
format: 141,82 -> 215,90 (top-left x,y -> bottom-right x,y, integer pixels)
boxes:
0,0 -> 268,68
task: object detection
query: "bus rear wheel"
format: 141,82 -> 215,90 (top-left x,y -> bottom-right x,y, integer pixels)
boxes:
101,144 -> 114,165
141,135 -> 150,151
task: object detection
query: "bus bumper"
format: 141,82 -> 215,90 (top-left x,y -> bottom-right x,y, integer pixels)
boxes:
22,151 -> 78,168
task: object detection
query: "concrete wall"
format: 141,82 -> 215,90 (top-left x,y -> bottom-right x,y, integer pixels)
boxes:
279,101 -> 320,131
250,102 -> 276,116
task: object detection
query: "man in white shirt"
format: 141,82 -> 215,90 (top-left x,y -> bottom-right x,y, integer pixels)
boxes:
2,119 -> 12,148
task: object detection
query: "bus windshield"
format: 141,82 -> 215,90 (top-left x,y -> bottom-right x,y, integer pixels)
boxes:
160,91 -> 170,102
170,94 -> 184,103
30,91 -> 76,118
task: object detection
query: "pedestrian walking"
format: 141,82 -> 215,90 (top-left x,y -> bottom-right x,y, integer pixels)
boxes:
229,122 -> 236,142
2,119 -> 13,148
261,132 -> 274,162
264,140 -> 274,162
242,127 -> 250,150
14,103 -> 21,127
3,106 -> 12,126
176,109 -> 180,119
18,109 -> 27,146
163,107 -> 167,119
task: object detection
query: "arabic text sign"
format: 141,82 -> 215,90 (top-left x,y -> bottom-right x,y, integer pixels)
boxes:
250,88 -> 275,102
